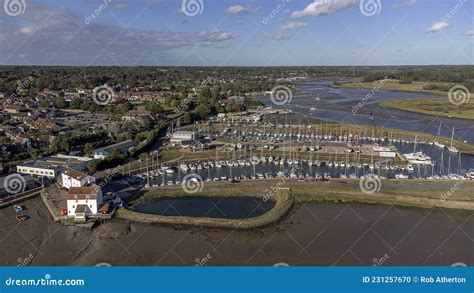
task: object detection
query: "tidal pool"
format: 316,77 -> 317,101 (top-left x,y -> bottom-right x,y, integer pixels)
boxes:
131,197 -> 275,219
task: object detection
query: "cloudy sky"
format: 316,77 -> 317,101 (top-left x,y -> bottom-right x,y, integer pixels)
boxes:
0,0 -> 472,66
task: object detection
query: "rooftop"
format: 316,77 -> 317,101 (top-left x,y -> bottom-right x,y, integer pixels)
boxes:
63,167 -> 89,181
94,139 -> 135,154
66,185 -> 101,200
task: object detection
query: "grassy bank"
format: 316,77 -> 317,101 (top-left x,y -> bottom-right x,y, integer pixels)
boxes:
130,179 -> 474,211
380,98 -> 474,121
117,180 -> 474,230
332,79 -> 447,95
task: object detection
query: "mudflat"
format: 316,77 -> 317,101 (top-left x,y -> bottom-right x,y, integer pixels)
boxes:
1,197 -> 472,266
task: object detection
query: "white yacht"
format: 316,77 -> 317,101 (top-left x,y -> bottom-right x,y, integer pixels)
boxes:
466,169 -> 474,180
179,164 -> 189,172
446,127 -> 459,153
395,174 -> 409,179
403,152 -> 433,165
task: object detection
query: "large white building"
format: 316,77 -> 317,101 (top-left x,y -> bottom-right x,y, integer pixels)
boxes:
170,131 -> 199,146
66,185 -> 103,221
16,154 -> 94,178
61,167 -> 95,190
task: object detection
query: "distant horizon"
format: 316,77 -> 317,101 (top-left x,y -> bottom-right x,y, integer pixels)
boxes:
0,64 -> 473,68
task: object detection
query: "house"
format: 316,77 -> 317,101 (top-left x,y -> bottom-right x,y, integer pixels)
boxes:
16,154 -> 94,178
93,140 -> 135,160
14,137 -> 31,151
66,185 -> 103,221
191,141 -> 209,151
4,105 -> 29,115
122,110 -> 154,123
119,92 -> 165,103
61,167 -> 95,190
170,131 -> 199,147
24,117 -> 61,133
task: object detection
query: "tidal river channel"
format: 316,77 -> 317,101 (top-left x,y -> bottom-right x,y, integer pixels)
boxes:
256,79 -> 474,144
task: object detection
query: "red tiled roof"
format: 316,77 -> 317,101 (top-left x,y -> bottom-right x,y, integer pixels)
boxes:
75,204 -> 87,213
66,185 -> 100,200
63,167 -> 88,181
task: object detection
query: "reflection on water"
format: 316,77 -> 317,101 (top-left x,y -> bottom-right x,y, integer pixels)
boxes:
256,79 -> 474,144
139,140 -> 473,186
131,197 -> 275,219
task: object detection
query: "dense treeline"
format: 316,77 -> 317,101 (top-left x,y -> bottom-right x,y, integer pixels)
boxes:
1,65 -> 473,96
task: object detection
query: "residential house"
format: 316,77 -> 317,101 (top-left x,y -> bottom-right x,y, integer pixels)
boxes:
61,167 -> 95,190
93,140 -> 135,160
122,110 -> 154,123
66,185 -> 103,221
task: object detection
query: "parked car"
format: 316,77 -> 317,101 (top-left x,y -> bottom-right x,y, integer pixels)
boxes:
13,205 -> 23,213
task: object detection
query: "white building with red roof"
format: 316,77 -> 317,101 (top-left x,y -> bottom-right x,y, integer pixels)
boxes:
66,184 -> 103,220
61,167 -> 95,190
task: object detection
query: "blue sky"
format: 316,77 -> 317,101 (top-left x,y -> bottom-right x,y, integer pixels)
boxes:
0,0 -> 472,66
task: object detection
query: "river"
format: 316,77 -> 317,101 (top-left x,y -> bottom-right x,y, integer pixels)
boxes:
256,79 -> 474,144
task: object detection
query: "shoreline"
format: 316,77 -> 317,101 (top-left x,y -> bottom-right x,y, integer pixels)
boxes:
117,187 -> 294,229
117,179 -> 474,229
379,99 -> 474,122
331,81 -> 446,96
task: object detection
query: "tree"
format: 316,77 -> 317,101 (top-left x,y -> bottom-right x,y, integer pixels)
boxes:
84,143 -> 94,157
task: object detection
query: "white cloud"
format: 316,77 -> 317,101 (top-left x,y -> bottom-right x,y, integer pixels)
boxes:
273,33 -> 289,41
392,0 -> 416,9
281,22 -> 308,30
198,30 -> 237,42
464,30 -> 474,36
20,26 -> 35,34
225,5 -> 250,14
291,0 -> 358,18
426,21 -> 450,33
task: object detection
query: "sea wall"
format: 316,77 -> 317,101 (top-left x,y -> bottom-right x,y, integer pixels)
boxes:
117,188 -> 294,229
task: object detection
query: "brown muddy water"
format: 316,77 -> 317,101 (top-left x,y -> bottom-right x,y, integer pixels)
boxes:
0,198 -> 472,266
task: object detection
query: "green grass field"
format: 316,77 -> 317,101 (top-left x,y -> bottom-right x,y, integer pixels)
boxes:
380,98 -> 474,121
